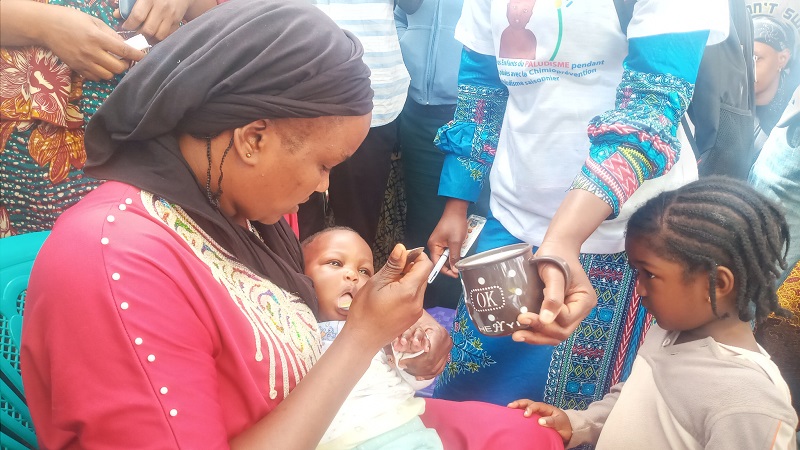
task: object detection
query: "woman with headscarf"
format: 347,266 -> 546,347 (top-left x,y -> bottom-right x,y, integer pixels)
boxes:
753,14 -> 798,147
18,0 -> 443,447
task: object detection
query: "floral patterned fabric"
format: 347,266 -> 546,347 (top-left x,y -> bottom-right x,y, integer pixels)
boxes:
0,0 -> 123,237
777,261 -> 800,327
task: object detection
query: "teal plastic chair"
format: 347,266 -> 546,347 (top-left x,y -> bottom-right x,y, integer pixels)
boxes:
1,231 -> 48,449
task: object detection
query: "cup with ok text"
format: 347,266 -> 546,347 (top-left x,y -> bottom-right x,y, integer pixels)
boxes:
454,243 -> 570,337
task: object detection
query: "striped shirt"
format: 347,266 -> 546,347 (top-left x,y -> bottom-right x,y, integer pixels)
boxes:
314,0 -> 410,127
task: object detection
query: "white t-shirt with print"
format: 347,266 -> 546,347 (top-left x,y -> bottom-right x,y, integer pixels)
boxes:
455,0 -> 729,253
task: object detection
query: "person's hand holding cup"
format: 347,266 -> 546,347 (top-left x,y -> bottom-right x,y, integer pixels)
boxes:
511,241 -> 597,345
455,243 -> 571,340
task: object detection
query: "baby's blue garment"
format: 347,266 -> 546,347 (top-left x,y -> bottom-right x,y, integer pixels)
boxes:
353,416 -> 442,450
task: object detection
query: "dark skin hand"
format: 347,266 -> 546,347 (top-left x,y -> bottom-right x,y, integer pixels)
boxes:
115,0 -> 190,42
0,2 -> 144,81
507,399 -> 573,445
114,0 -> 217,42
393,311 -> 453,380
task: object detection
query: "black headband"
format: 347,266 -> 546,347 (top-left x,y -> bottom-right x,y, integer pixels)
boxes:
754,14 -> 794,53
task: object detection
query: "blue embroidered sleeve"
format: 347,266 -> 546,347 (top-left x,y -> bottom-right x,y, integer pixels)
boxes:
436,48 -> 508,202
572,31 -> 708,218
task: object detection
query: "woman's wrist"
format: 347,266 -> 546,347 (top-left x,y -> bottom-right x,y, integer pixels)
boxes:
442,198 -> 470,217
337,320 -> 390,355
1,1 -> 51,48
541,189 -> 613,255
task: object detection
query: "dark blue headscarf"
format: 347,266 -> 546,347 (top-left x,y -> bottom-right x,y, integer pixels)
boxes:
85,0 -> 374,314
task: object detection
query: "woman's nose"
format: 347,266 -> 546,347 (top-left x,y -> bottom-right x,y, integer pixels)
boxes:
316,174 -> 330,193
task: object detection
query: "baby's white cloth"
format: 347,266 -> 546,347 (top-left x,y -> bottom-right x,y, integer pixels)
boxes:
317,321 -> 434,449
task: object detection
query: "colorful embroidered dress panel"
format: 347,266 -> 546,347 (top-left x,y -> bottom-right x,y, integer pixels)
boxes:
22,182 -> 321,447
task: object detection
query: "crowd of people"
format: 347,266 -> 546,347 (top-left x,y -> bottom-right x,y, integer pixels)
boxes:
1,0 -> 798,448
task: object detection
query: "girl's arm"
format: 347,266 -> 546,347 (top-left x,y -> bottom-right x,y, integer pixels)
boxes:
562,382 -> 624,448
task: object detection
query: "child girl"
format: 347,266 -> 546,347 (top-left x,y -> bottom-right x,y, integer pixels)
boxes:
509,177 -> 798,449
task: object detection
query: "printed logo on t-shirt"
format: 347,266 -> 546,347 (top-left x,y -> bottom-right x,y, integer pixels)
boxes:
496,0 -> 606,87
499,0 -> 539,59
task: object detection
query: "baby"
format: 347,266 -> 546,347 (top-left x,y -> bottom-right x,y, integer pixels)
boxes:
302,227 -> 443,449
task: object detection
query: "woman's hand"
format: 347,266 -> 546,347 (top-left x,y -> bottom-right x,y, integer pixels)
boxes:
511,189 -> 607,345
507,399 -> 573,445
394,311 -> 453,380
234,245 -> 431,448
117,0 -> 191,42
1,2 -> 144,81
345,244 -> 432,352
48,8 -> 143,80
428,198 -> 470,278
512,242 -> 596,345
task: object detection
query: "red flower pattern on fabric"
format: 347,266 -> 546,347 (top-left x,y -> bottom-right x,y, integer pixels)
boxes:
1,45 -> 85,183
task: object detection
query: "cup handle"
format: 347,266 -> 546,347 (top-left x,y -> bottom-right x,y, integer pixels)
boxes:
528,255 -> 571,288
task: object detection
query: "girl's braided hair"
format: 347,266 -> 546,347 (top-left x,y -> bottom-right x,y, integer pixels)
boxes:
626,176 -> 791,323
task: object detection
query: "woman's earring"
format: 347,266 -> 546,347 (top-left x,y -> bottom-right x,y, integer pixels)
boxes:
246,152 -> 252,158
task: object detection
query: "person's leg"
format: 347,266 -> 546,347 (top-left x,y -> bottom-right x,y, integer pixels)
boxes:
421,398 -> 564,450
399,100 -> 490,308
327,120 -> 397,246
401,102 -> 455,250
546,251 -> 647,408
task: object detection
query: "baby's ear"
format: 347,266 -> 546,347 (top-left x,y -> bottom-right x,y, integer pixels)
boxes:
713,265 -> 736,300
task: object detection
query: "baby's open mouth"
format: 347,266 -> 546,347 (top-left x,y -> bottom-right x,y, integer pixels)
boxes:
337,292 -> 354,310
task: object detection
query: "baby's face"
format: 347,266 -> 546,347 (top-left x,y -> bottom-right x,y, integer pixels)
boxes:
304,230 -> 375,322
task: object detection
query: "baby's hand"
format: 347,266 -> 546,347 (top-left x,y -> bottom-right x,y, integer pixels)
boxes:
507,399 -> 573,445
392,311 -> 452,380
393,326 -> 429,355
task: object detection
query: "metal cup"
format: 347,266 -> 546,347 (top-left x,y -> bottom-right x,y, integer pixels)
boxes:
454,243 -> 570,337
